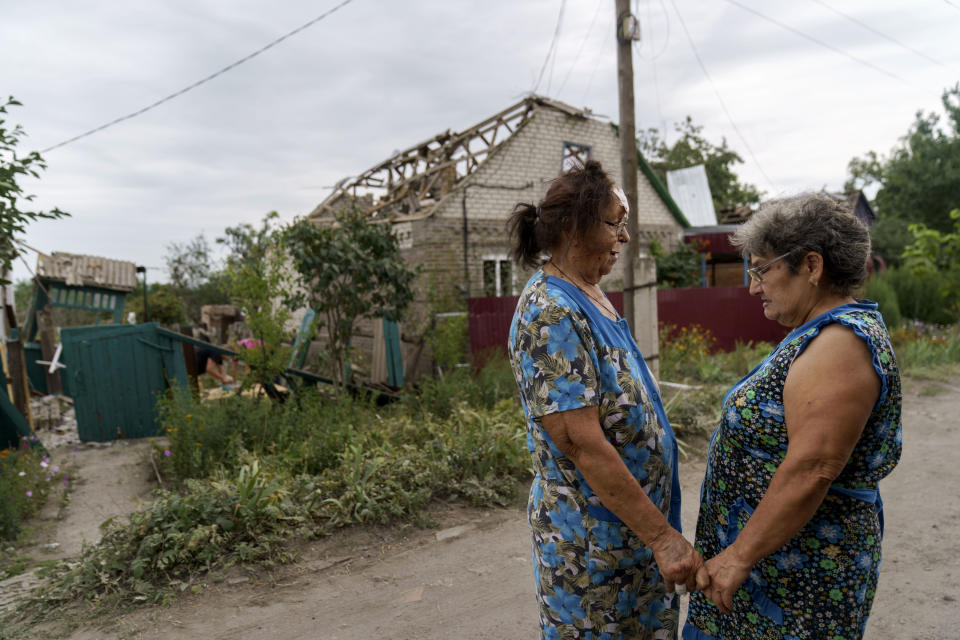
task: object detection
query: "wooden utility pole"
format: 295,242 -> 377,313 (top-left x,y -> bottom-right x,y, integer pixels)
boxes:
615,2 -> 660,376
616,0 -> 641,330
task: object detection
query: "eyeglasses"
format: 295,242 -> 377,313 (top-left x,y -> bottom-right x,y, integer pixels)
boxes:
747,252 -> 791,283
604,219 -> 629,235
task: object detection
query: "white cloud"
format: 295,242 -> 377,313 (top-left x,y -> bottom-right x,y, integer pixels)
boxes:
2,0 -> 958,283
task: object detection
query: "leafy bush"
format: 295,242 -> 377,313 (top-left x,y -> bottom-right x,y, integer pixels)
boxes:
23,459 -> 304,612
863,272 -> 903,328
652,241 -> 703,289
428,313 -> 469,372
0,437 -> 67,541
889,320 -> 960,373
886,266 -> 959,325
124,283 -> 188,326
401,353 -> 516,419
659,323 -> 717,381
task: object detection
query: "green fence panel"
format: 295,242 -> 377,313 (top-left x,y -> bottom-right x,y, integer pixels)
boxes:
61,323 -> 189,442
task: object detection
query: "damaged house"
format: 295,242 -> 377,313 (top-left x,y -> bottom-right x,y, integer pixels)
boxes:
306,95 -> 689,379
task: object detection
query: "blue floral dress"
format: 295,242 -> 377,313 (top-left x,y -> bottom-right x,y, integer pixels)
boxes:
683,302 -> 902,640
508,270 -> 683,640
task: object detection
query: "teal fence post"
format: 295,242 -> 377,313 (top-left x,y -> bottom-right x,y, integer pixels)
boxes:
384,320 -> 404,387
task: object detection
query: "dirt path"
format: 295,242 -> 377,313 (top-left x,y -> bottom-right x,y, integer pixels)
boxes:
9,378 -> 960,639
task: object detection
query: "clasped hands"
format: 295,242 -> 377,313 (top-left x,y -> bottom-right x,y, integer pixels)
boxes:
650,530 -> 751,614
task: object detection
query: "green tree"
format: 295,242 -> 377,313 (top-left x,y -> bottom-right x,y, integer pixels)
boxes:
847,84 -> 960,261
165,233 -> 215,290
284,211 -> 419,391
222,216 -> 293,396
639,116 -> 762,212
652,240 -> 703,289
217,211 -> 280,272
124,282 -> 188,326
899,209 -> 960,322
0,97 -> 69,281
163,232 -> 230,322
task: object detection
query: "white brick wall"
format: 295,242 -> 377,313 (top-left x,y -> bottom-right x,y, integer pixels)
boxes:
423,105 -> 683,292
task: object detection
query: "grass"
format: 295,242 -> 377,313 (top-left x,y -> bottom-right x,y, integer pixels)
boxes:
658,323 -> 776,448
7,357 -> 528,627
6,318 -> 959,630
889,320 -> 960,377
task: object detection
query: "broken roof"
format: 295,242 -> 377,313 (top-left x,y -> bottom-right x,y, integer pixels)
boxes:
307,95 -> 594,223
35,252 -> 138,292
308,94 -> 690,230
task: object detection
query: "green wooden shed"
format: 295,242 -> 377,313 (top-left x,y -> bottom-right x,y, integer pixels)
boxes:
60,323 -> 190,442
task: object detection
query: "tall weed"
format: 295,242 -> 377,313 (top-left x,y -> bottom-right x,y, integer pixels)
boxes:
890,320 -> 960,373
0,437 -> 67,541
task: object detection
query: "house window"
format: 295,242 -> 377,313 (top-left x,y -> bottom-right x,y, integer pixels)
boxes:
562,141 -> 592,172
482,256 -> 514,297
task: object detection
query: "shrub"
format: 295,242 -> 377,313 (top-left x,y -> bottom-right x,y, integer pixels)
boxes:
653,241 -> 703,289
429,313 -> 469,373
659,323 -> 717,381
886,266 -> 959,325
863,272 -> 903,328
889,320 -> 960,372
23,459 -> 304,612
0,437 -> 67,541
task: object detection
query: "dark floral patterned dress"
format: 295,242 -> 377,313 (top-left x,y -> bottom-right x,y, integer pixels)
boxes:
682,302 -> 902,640
508,270 -> 683,640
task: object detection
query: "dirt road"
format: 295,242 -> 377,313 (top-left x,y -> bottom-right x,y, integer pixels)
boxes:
13,377 -> 960,639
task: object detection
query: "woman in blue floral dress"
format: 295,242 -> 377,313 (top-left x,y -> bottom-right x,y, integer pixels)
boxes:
507,161 -> 704,640
682,194 -> 902,640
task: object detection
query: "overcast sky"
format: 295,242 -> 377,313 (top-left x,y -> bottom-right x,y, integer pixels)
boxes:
3,0 -> 958,283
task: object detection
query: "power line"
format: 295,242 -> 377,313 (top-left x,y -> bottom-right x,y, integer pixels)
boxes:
722,0 -> 907,83
667,0 -> 777,193
533,0 -> 566,94
635,0 -> 671,60
581,10 -> 614,104
809,0 -> 946,68
557,0 -> 603,94
41,0 -> 357,153
944,0 -> 960,11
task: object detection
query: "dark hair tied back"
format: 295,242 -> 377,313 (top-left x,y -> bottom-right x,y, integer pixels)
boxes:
508,160 -> 616,268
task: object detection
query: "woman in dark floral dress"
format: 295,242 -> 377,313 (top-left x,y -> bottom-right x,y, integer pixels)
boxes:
507,161 -> 704,640
683,194 -> 902,640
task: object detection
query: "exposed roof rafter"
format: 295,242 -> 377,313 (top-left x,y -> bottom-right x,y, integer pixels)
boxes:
309,95 -> 591,223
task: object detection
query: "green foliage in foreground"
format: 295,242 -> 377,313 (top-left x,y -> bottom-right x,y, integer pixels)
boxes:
10,322 -> 960,624
12,361 -> 527,621
0,437 -> 67,541
890,320 -> 960,376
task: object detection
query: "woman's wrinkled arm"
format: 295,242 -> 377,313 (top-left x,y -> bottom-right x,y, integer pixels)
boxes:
540,406 -> 703,592
702,324 -> 880,613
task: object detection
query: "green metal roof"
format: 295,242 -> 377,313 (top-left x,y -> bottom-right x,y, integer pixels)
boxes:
609,123 -> 690,229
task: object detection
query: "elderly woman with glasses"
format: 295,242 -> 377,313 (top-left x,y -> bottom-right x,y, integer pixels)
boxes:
508,161 -> 703,639
682,193 -> 902,640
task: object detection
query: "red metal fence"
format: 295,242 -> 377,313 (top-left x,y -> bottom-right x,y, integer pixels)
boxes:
468,286 -> 788,360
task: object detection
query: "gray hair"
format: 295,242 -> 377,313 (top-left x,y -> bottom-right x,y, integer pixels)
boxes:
731,193 -> 871,296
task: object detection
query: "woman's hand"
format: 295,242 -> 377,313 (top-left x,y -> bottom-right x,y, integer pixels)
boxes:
648,528 -> 704,594
701,547 -> 753,613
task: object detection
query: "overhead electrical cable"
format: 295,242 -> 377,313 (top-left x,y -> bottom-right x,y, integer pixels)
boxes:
557,0 -> 603,94
721,0 -> 906,83
581,10 -> 615,104
667,0 -> 777,193
41,0 -> 357,153
533,0 -> 567,94
944,0 -> 960,10
809,0 -> 946,67
634,0 -> 671,60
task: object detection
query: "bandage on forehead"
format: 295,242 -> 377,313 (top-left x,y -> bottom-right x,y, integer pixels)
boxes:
612,185 -> 629,214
